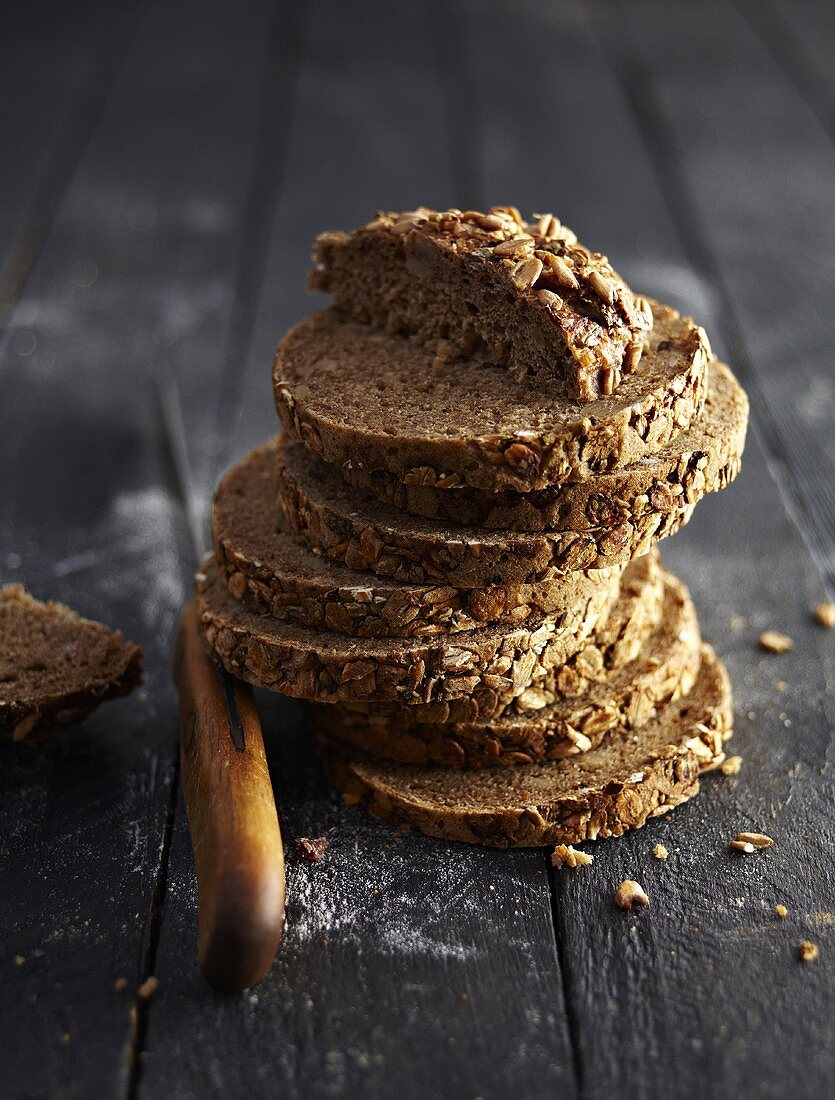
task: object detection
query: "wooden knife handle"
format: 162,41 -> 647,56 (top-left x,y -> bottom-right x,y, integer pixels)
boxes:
173,601 -> 285,993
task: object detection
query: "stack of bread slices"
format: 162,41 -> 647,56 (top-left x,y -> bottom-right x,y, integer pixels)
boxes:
196,205 -> 749,848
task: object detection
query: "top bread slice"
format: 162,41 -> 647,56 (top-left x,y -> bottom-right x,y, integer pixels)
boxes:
0,584 -> 143,740
309,206 -> 653,403
274,304 -> 709,493
337,359 -> 748,532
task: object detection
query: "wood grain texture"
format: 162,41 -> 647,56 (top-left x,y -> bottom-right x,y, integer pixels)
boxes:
140,2 -> 578,1097
459,1 -> 834,1095
0,0 -> 143,316
0,0 -> 273,1095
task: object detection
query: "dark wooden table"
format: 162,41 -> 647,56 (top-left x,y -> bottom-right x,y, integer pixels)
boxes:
2,2 -> 832,1097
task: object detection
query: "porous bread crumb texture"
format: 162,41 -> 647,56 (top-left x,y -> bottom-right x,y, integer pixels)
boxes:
311,567 -> 701,767
0,584 -> 143,740
336,360 -> 747,533
276,436 -> 695,587
318,645 -> 733,848
273,303 -> 710,493
309,205 -> 654,403
551,844 -> 593,868
195,556 -> 647,716
212,439 -> 624,637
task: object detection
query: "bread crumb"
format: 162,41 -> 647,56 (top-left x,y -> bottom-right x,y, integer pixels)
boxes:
720,755 -> 743,775
114,977 -> 128,993
731,832 -> 773,853
775,904 -> 788,918
551,843 -> 593,868
759,630 -> 793,653
13,955 -> 25,967
297,836 -> 328,862
614,880 -> 649,910
814,602 -> 835,628
653,843 -> 669,860
138,976 -> 159,1000
60,1033 -> 70,1046
799,940 -> 819,963
775,681 -> 787,692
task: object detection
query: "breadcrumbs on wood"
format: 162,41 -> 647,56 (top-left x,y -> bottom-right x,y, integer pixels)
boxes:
114,977 -> 128,993
615,880 -> 650,910
759,630 -> 793,653
138,976 -> 159,1000
13,955 -> 25,966
799,941 -> 819,963
775,904 -> 788,918
731,832 -> 773,853
551,843 -> 593,868
653,843 -> 669,860
814,602 -> 835,628
720,755 -> 743,775
775,681 -> 787,692
297,836 -> 328,862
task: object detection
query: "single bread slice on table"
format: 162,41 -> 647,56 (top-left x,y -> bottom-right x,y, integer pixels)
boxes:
212,440 -> 624,637
337,360 -> 748,533
0,585 -> 143,741
276,435 -> 692,585
312,565 -> 701,767
318,645 -> 732,848
274,304 -> 709,494
196,553 -> 663,724
309,206 -> 652,403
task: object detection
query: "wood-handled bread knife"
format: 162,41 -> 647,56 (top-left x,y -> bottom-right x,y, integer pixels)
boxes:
173,601 -> 285,992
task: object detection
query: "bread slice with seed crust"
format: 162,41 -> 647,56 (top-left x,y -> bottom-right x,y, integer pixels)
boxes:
276,435 -> 692,586
196,553 -> 662,723
274,303 -> 708,493
309,205 -> 652,403
318,645 -> 732,848
312,566 -> 700,767
0,585 -> 143,741
213,440 -> 623,637
337,360 -> 747,533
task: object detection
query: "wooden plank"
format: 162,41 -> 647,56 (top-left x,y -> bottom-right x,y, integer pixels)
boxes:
141,2 -> 578,1097
599,0 -> 835,584
0,0 -> 142,316
0,1 -> 274,1096
736,0 -> 835,137
458,1 -> 834,1095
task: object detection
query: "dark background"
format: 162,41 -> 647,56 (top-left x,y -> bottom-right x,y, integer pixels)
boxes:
0,1 -> 833,1098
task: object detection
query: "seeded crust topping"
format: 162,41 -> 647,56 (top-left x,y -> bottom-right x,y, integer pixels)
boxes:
311,567 -> 700,767
310,206 -> 653,402
211,439 -> 624,638
318,645 -> 733,848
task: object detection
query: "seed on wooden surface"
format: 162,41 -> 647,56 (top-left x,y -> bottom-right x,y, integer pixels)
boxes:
297,836 -> 328,862
731,832 -> 773,853
814,601 -> 835,628
759,630 -> 793,653
720,755 -> 743,775
653,844 -> 669,861
551,844 -> 593,869
138,976 -> 159,1000
615,880 -> 650,910
775,904 -> 788,918
799,941 -> 819,963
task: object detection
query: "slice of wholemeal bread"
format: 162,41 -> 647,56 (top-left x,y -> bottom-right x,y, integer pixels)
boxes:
312,566 -> 701,766
213,440 -> 623,637
197,552 -> 662,723
276,435 -> 692,586
318,644 -> 732,848
273,303 -> 709,493
309,206 -> 653,402
337,360 -> 748,532
0,585 -> 143,741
